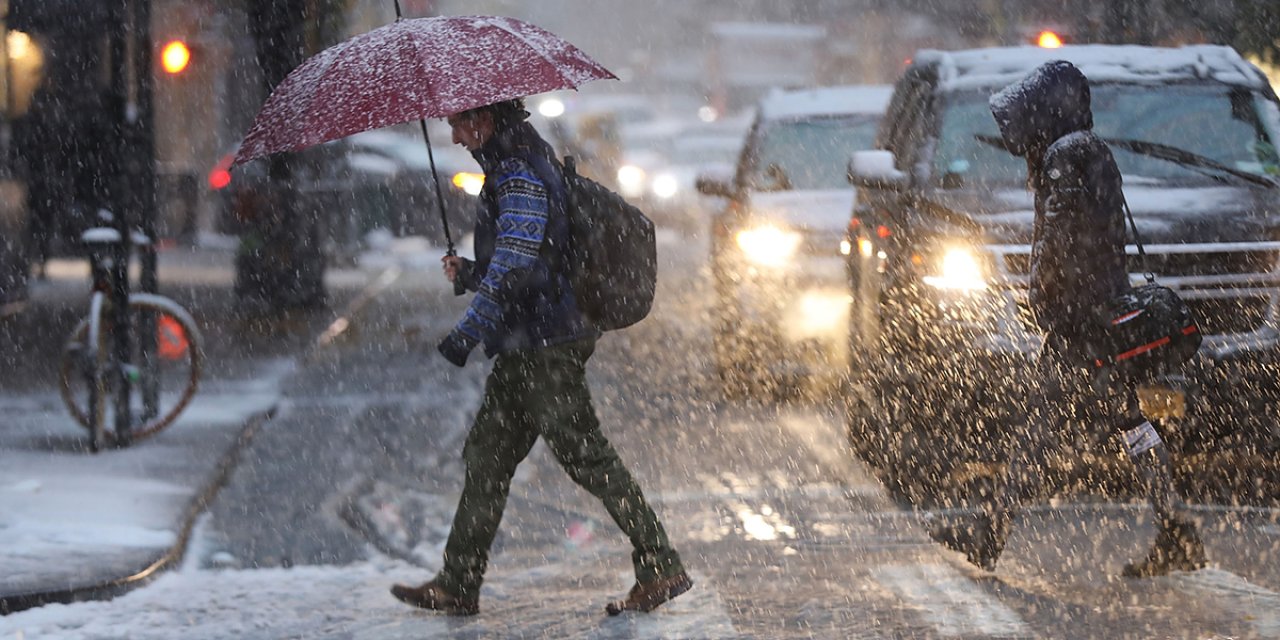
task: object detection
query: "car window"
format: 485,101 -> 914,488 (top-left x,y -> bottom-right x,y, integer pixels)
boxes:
671,136 -> 742,166
932,95 -> 1026,186
745,115 -> 880,191
1097,85 -> 1280,180
933,84 -> 1280,188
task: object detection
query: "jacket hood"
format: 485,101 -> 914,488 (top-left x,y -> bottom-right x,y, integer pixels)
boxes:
989,60 -> 1093,157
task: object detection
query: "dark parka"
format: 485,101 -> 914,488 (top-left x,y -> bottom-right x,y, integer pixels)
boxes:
989,60 -> 1129,342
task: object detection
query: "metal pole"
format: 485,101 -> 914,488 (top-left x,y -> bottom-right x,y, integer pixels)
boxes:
1,1 -> 12,167
109,0 -> 133,445
132,0 -> 159,420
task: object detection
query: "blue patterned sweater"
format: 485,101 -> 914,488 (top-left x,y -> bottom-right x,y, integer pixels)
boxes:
446,122 -> 597,358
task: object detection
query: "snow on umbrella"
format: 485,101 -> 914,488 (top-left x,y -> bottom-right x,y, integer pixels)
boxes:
233,15 -> 616,166
233,13 -> 614,267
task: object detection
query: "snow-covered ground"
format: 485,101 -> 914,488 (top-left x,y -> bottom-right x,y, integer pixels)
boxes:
0,363 -> 289,596
0,233 -> 447,606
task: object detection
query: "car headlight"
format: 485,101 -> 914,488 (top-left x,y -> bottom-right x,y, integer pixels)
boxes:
735,224 -> 802,267
451,172 -> 485,196
922,246 -> 988,291
651,173 -> 679,199
617,164 -> 647,198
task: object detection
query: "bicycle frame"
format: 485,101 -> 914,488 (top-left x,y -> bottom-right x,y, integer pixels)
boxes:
84,224 -> 136,446
84,289 -> 108,451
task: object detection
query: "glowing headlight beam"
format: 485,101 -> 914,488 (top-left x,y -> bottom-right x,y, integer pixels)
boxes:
451,172 -> 485,196
735,224 -> 802,267
537,98 -> 565,118
651,173 -> 678,199
922,247 -> 988,290
616,164 -> 647,198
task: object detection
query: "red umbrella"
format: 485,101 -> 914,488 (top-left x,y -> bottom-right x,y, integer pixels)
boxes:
232,12 -> 616,264
234,14 -> 616,165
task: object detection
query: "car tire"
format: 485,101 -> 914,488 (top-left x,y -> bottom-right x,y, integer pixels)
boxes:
712,302 -> 755,399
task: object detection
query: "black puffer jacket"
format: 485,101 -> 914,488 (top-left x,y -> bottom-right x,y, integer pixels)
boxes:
990,60 -> 1129,340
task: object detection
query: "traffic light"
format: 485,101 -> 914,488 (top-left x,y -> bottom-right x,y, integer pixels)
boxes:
161,40 -> 191,74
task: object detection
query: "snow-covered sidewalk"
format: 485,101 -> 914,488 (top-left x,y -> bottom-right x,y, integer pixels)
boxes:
0,235 -> 450,614
0,366 -> 287,610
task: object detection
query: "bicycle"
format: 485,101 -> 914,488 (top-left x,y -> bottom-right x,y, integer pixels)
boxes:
58,218 -> 204,452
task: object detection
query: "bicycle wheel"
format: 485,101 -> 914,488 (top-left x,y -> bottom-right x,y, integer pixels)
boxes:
59,294 -> 204,444
59,292 -> 111,451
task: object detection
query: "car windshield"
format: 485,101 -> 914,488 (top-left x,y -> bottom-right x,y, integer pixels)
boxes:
933,84 -> 1280,188
746,115 -> 880,190
671,136 -> 743,166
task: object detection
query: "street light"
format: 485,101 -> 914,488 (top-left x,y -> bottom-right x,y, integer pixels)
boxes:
4,29 -> 43,117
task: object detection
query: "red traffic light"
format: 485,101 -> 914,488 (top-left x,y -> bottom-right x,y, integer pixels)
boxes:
161,40 -> 191,74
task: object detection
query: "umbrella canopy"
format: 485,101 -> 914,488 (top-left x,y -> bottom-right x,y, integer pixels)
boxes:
233,15 -> 616,166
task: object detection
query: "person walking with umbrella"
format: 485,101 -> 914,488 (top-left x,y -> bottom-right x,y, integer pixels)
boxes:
389,98 -> 692,616
231,12 -> 689,616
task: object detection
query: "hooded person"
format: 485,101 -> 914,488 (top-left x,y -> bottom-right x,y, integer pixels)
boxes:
928,60 -> 1207,577
390,99 -> 692,616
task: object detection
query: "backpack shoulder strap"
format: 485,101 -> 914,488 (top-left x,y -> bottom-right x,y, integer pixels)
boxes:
517,151 -> 573,274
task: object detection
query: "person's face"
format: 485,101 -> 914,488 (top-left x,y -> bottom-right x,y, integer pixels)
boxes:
448,111 -> 496,151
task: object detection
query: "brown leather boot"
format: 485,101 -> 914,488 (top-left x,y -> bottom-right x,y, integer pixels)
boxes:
390,580 -> 479,615
605,571 -> 693,615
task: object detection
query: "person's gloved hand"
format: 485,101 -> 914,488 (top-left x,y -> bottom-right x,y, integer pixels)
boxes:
437,331 -> 476,367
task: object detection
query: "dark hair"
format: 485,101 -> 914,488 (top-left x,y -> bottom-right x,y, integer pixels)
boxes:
463,98 -> 529,130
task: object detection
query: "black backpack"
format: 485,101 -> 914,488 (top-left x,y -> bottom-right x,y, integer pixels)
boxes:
549,156 -> 657,332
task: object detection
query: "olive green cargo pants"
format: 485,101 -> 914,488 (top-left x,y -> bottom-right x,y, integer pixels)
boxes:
436,338 -> 683,599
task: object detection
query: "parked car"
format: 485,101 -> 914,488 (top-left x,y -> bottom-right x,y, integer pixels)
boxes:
698,84 -> 893,392
344,127 -> 482,244
844,44 -> 1280,491
211,126 -> 480,249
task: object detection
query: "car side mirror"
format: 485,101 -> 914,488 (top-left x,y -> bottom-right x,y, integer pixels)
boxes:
696,167 -> 735,198
848,150 -> 907,191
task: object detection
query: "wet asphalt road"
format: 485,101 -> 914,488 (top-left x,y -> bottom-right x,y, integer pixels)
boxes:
178,235 -> 1280,638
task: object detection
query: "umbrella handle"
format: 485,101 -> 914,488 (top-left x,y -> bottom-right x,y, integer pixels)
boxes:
446,249 -> 465,296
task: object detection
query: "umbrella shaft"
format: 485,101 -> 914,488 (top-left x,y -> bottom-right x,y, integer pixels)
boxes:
419,118 -> 455,255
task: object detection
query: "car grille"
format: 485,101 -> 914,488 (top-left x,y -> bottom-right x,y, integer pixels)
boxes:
1001,250 -> 1279,277
800,231 -> 845,257
995,244 -> 1280,336
1189,296 -> 1271,335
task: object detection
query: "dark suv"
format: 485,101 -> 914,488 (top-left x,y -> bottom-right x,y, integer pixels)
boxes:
844,44 -> 1280,496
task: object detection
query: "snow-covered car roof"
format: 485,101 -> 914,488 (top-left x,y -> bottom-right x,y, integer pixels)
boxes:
917,44 -> 1270,93
757,84 -> 894,122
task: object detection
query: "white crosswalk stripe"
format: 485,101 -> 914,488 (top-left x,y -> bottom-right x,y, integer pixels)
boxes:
874,563 -> 1032,637
1174,568 -> 1280,638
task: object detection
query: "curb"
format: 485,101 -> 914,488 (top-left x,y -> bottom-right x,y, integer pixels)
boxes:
0,407 -> 277,615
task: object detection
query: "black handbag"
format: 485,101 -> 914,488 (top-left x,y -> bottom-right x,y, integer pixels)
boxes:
1091,199 -> 1202,378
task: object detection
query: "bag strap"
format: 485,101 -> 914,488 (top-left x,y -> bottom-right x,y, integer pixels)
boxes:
1121,195 -> 1156,285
